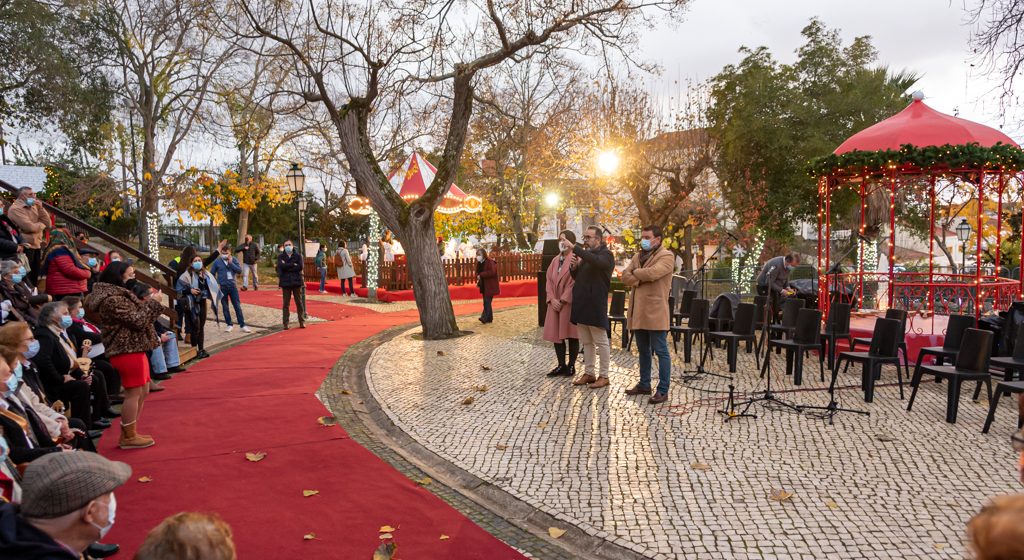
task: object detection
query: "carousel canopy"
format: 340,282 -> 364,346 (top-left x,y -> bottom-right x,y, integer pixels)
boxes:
834,95 -> 1019,154
348,152 -> 482,215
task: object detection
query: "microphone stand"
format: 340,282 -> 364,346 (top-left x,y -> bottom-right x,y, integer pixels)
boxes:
799,237 -> 870,424
682,241 -> 729,381
732,284 -> 801,416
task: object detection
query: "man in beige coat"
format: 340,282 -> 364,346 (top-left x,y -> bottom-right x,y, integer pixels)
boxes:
621,225 -> 675,404
8,187 -> 50,284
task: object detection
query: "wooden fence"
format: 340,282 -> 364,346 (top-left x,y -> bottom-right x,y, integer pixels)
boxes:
305,252 -> 542,291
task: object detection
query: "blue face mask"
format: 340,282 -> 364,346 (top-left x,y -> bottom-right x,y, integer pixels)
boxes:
88,257 -> 97,267
11,273 -> 22,284
284,245 -> 294,254
640,239 -> 652,251
24,339 -> 40,360
3,372 -> 17,396
192,261 -> 202,270
77,308 -> 85,319
24,198 -> 35,206
60,315 -> 73,329
12,361 -> 22,382
17,266 -> 25,276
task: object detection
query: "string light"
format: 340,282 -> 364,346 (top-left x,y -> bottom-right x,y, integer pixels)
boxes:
367,209 -> 381,299
733,230 -> 765,290
146,211 -> 160,275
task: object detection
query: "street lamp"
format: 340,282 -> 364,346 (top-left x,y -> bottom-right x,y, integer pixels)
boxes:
956,217 -> 971,272
544,191 -> 560,234
596,150 -> 620,177
287,163 -> 308,318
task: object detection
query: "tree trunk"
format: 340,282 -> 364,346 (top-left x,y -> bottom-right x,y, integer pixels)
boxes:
682,225 -> 694,273
396,205 -> 459,338
934,233 -> 958,273
236,143 -> 251,243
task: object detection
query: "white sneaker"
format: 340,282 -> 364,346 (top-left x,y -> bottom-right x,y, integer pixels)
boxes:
241,326 -> 252,333
225,326 -> 234,333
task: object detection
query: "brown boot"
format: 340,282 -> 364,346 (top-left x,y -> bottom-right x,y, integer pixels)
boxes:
119,421 -> 155,449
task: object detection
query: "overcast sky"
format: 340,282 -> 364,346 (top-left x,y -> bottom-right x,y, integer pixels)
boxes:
638,0 -> 1020,138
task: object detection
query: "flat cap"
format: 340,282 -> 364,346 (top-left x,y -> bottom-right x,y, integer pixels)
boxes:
20,452 -> 131,518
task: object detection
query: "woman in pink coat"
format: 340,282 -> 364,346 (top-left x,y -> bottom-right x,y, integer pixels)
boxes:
544,230 -> 579,377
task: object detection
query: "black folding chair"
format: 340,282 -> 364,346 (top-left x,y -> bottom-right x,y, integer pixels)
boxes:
705,302 -> 757,373
673,299 -> 711,364
762,308 -> 823,386
763,298 -> 804,354
832,317 -> 904,403
907,328 -> 993,424
607,290 -> 630,350
982,380 -> 1024,433
819,302 -> 852,371
672,290 -> 696,327
847,308 -> 909,373
912,314 -> 974,381
990,328 -> 1024,382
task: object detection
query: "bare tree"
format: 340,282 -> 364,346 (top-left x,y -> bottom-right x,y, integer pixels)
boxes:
228,0 -> 690,338
971,0 -> 1024,112
95,0 -> 234,260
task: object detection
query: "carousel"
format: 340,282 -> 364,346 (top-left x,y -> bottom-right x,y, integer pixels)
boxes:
811,91 -> 1024,334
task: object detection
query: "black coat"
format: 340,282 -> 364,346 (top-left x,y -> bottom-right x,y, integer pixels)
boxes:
570,243 -> 615,329
31,327 -> 78,403
0,402 -> 58,464
0,216 -> 22,261
0,503 -> 78,559
276,251 -> 304,288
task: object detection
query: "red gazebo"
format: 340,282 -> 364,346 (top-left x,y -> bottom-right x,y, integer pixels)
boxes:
812,92 -> 1024,333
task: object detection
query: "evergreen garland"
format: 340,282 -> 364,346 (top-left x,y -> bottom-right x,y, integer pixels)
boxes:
808,142 -> 1024,177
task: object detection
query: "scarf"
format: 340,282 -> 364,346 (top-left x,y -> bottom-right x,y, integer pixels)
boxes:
638,248 -> 655,267
40,228 -> 88,277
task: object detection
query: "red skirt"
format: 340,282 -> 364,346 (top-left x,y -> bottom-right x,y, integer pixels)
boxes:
109,352 -> 151,389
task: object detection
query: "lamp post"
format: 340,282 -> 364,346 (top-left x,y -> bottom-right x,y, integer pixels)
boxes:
956,217 -> 971,273
286,163 -> 307,318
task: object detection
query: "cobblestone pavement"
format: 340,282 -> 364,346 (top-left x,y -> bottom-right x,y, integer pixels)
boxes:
365,305 -> 1022,559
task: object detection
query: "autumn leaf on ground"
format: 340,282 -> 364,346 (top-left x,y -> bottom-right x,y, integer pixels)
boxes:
415,477 -> 432,486
439,534 -> 450,540
934,544 -> 946,551
875,433 -> 897,442
495,444 -> 508,451
436,351 -> 445,356
379,525 -> 397,533
317,416 -> 339,426
548,527 -> 566,538
340,389 -> 353,395
824,499 -> 839,509
473,384 -> 489,392
373,542 -> 397,560
379,533 -> 393,540
303,533 -> 316,540
536,421 -> 548,429
302,490 -> 319,497
461,396 -> 475,405
480,365 -> 492,371
245,452 -> 267,462
138,476 -> 153,483
769,488 -> 794,502
690,462 -> 710,471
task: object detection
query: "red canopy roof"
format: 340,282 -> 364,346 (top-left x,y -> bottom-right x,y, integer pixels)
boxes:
387,152 -> 469,201
834,98 -> 1018,154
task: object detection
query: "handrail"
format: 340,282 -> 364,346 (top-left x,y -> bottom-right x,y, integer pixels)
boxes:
0,179 -> 175,284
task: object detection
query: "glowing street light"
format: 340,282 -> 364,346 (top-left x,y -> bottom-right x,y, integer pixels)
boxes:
596,149 -> 621,176
544,191 -> 560,208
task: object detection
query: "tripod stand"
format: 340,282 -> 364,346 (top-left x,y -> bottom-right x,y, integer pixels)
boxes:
733,280 -> 801,414
798,239 -> 869,424
681,244 -> 730,382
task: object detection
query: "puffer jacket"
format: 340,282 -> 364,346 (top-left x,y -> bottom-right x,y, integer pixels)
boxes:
43,249 -> 90,296
84,282 -> 163,357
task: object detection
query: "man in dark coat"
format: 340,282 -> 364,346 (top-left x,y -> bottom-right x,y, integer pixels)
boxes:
276,240 -> 305,329
569,225 -> 615,388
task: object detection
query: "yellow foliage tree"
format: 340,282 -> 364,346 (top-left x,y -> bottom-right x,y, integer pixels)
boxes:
165,168 -> 290,226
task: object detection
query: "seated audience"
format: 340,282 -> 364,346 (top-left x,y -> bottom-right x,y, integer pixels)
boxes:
0,345 -> 63,464
0,430 -> 18,503
33,301 -> 112,431
135,512 -> 237,560
0,205 -> 23,262
41,228 -> 91,301
0,260 -> 49,325
86,262 -> 164,449
0,451 -> 128,559
101,250 -> 124,271
64,296 -> 123,405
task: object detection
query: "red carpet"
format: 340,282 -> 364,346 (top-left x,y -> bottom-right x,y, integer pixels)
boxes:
308,279 -> 538,302
97,300 -> 531,558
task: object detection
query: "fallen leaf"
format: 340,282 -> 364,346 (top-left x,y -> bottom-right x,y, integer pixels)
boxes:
303,533 -> 316,540
480,365 -> 492,371
379,525 -> 397,533
473,384 -> 489,392
495,444 -> 508,451
245,452 -> 266,462
548,527 -> 566,538
769,488 -> 794,502
436,351 -> 445,356
537,421 -> 548,429
379,533 -> 393,540
415,477 -> 432,486
302,490 -> 319,497
439,534 -> 450,540
934,543 -> 946,551
138,476 -> 153,483
317,416 -> 339,426
373,542 -> 397,560
340,389 -> 352,395
690,462 -> 710,471
461,396 -> 475,405
824,499 -> 839,509
875,433 -> 897,442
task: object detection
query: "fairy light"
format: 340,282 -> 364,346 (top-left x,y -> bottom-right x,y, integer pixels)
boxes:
367,209 -> 381,300
146,211 -> 160,274
735,230 -> 765,290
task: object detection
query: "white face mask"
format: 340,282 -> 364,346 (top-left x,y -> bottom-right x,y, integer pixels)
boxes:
89,493 -> 116,539
476,255 -> 484,263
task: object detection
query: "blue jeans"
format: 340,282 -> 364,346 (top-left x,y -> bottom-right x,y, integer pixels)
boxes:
220,284 -> 245,327
634,330 -> 671,395
319,267 -> 327,291
149,335 -> 181,374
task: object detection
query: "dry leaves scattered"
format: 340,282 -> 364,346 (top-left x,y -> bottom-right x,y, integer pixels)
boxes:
495,444 -> 509,451
317,416 -> 339,426
690,462 -> 711,471
875,433 -> 897,442
480,365 -> 492,371
548,527 -> 566,539
461,396 -> 475,405
415,477 -> 432,486
245,452 -> 267,462
340,389 -> 353,395
302,490 -> 319,497
303,533 -> 316,540
373,542 -> 397,560
439,534 -> 450,540
769,488 -> 794,502
472,384 -> 488,392
536,421 -> 548,429
137,476 -> 153,483
379,525 -> 397,534
934,544 -> 946,551
824,499 -> 839,509
436,351 -> 445,356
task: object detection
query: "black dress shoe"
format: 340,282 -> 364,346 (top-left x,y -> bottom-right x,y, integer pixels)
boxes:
196,350 -> 210,359
152,372 -> 172,381
92,418 -> 111,429
87,430 -> 104,439
102,409 -> 121,419
86,542 -> 120,558
167,366 -> 188,374
546,365 -> 566,377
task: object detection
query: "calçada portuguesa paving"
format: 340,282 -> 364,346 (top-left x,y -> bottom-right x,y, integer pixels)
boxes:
364,305 -> 1021,559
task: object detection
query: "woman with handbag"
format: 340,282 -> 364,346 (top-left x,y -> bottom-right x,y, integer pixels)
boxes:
336,240 -> 356,296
